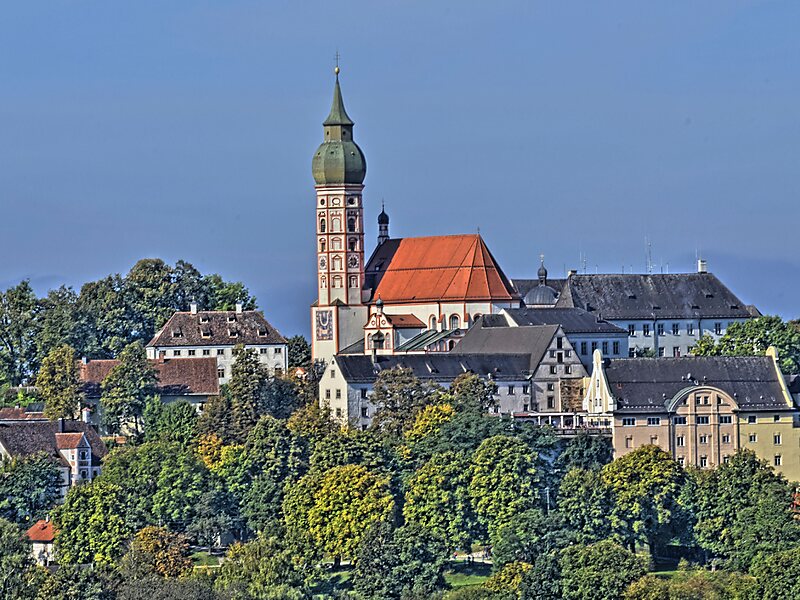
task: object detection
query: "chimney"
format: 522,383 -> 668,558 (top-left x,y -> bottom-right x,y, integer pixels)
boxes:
235,302 -> 243,314
697,259 -> 708,273
81,407 -> 91,424
81,356 -> 88,365
567,269 -> 577,277
190,301 -> 198,314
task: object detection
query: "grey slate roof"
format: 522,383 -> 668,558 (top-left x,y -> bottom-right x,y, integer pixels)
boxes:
148,310 -> 286,348
335,353 -> 534,384
455,323 -> 559,372
603,356 -> 792,413
555,273 -> 755,320
502,308 -> 627,335
0,420 -> 108,466
512,278 -> 566,300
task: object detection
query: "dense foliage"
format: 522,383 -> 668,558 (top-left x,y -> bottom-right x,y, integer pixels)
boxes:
3,361 -> 799,599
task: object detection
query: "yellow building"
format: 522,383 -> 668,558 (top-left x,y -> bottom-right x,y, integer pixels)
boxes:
584,347 -> 800,482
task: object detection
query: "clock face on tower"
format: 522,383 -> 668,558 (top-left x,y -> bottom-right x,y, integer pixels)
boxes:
348,255 -> 359,269
319,256 -> 327,271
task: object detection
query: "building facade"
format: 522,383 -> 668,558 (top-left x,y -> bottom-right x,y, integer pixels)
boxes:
147,303 -> 287,384
583,348 -> 800,481
555,267 -> 758,357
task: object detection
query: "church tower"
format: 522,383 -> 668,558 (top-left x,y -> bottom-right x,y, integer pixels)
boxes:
311,68 -> 368,362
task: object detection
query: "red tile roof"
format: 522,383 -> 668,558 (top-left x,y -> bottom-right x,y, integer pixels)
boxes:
26,519 -> 55,543
384,314 -> 426,328
80,357 -> 219,398
54,433 -> 86,450
0,407 -> 45,421
369,235 -> 518,304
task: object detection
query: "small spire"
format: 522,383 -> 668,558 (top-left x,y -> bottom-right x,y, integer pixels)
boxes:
538,253 -> 548,283
324,54 -> 353,126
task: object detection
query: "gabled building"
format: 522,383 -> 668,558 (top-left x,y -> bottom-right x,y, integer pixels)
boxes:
147,303 -> 287,383
583,348 -> 800,480
0,419 -> 108,497
554,264 -> 758,357
322,322 -> 590,429
26,519 -> 56,565
455,322 -> 589,420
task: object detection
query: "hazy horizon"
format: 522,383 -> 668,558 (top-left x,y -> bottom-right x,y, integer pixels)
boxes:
2,1 -> 798,336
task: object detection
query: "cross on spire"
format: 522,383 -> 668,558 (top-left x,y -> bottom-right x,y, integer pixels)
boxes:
334,50 -> 341,76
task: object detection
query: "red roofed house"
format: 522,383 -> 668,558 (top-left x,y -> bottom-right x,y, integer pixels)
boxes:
26,519 -> 56,565
310,72 -> 520,366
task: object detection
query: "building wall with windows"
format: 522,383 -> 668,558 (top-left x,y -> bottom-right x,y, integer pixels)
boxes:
585,349 -> 800,481
621,317 -> 749,357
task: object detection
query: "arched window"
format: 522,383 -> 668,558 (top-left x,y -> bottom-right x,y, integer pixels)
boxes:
320,276 -> 327,288
349,275 -> 358,288
473,313 -> 482,323
332,217 -> 341,232
319,218 -> 326,233
448,340 -> 456,351
349,238 -> 357,251
347,217 -> 356,232
319,239 -> 326,252
450,315 -> 460,330
332,275 -> 343,288
332,238 -> 342,251
429,316 -> 437,330
332,256 -> 342,270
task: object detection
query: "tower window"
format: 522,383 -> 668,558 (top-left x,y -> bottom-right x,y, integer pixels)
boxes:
349,276 -> 358,288
320,239 -> 326,252
347,217 -> 356,232
349,238 -> 357,251
332,217 -> 341,232
333,276 -> 343,288
319,218 -> 326,233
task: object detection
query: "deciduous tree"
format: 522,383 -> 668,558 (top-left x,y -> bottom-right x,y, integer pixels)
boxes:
559,540 -> 647,600
0,453 -> 61,525
38,344 -> 82,420
468,436 -> 540,535
100,341 -> 157,435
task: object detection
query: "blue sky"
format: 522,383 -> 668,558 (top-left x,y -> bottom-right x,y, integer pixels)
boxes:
1,1 -> 798,336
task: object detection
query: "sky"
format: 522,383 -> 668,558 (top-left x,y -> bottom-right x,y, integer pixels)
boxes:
1,1 -> 798,336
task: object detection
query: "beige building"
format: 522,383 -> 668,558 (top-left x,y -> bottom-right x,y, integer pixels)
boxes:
584,348 -> 800,481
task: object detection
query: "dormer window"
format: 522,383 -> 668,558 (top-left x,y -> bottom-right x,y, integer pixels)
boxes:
201,329 -> 212,338
172,330 -> 183,338
199,315 -> 210,324
229,329 -> 239,338
227,315 -> 236,323
258,328 -> 269,337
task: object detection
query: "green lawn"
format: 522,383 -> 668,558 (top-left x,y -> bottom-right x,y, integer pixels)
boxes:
191,551 -> 221,567
445,562 -> 492,589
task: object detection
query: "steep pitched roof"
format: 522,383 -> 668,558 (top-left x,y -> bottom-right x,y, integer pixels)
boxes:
603,356 -> 792,413
502,308 -> 627,335
454,323 -> 559,372
0,420 -> 107,466
384,314 -> 426,328
148,310 -> 286,348
26,520 -> 55,543
335,353 -> 534,384
364,234 -> 518,304
54,433 -> 86,450
555,273 -> 755,320
80,357 -> 220,398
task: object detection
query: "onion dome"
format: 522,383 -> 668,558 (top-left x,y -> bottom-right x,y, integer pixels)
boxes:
524,255 -> 558,306
378,206 -> 389,225
312,68 -> 367,185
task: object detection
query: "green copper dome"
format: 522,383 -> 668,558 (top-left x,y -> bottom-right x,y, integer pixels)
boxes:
312,73 -> 366,185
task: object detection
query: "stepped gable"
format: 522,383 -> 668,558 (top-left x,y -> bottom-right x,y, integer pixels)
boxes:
555,273 -> 754,320
603,356 -> 790,413
364,234 -> 518,304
